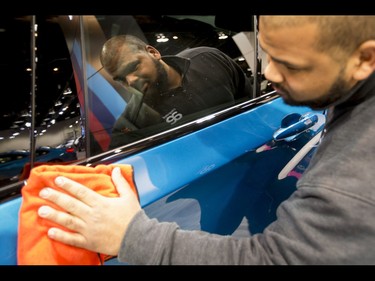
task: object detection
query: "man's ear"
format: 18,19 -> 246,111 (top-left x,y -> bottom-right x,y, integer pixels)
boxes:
146,45 -> 161,59
353,40 -> 375,80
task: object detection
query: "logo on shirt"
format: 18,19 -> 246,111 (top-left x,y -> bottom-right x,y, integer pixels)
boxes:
163,108 -> 183,125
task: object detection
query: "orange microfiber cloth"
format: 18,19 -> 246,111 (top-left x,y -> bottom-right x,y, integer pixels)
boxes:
17,164 -> 139,265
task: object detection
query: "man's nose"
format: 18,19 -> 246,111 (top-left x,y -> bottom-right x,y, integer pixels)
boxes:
264,60 -> 283,84
126,74 -> 138,87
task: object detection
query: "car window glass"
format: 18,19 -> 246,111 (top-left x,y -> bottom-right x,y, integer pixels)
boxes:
0,15 -> 270,195
0,16 -> 83,190
65,15 -> 262,155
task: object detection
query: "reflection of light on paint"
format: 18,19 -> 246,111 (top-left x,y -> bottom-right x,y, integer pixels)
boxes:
144,194 -> 202,230
199,164 -> 216,175
256,144 -> 272,153
287,170 -> 302,179
196,114 -> 215,124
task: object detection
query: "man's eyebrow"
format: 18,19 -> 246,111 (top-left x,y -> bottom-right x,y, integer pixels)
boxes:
259,41 -> 304,69
270,56 -> 301,69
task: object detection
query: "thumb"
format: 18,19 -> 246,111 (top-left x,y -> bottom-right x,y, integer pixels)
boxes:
111,166 -> 137,199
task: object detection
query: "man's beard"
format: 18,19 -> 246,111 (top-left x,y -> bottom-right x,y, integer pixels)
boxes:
274,67 -> 352,110
143,58 -> 169,106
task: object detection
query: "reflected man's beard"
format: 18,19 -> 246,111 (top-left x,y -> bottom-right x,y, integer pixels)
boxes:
143,58 -> 169,106
275,67 -> 352,110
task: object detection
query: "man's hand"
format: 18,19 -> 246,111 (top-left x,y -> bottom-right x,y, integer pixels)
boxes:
37,166 -> 141,256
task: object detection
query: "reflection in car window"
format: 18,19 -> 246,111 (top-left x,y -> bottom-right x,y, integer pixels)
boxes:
0,15 -> 267,195
73,15 -> 258,154
100,35 -> 253,148
0,16 -> 83,191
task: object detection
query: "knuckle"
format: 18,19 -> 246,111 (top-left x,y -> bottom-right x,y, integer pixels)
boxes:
74,186 -> 88,199
64,215 -> 76,230
64,199 -> 78,215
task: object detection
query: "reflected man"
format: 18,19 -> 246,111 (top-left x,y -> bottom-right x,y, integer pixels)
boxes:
100,35 -> 252,147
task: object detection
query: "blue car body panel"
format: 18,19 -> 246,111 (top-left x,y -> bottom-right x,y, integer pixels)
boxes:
0,197 -> 21,265
0,97 -> 324,265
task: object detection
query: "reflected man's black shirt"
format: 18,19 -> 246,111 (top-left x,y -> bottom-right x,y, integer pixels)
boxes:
156,47 -> 252,123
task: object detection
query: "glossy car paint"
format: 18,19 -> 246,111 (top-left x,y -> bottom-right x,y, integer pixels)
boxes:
0,96 -> 324,265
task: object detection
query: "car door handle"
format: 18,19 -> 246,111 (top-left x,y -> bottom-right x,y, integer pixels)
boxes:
273,113 -> 319,141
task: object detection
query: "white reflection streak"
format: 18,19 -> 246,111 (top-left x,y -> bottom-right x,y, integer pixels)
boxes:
196,114 -> 215,124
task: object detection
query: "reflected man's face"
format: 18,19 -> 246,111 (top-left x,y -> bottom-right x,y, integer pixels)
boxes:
114,45 -> 169,106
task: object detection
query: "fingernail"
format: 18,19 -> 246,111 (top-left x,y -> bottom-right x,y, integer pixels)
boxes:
39,188 -> 50,198
55,176 -> 64,186
48,228 -> 56,238
38,206 -> 50,217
